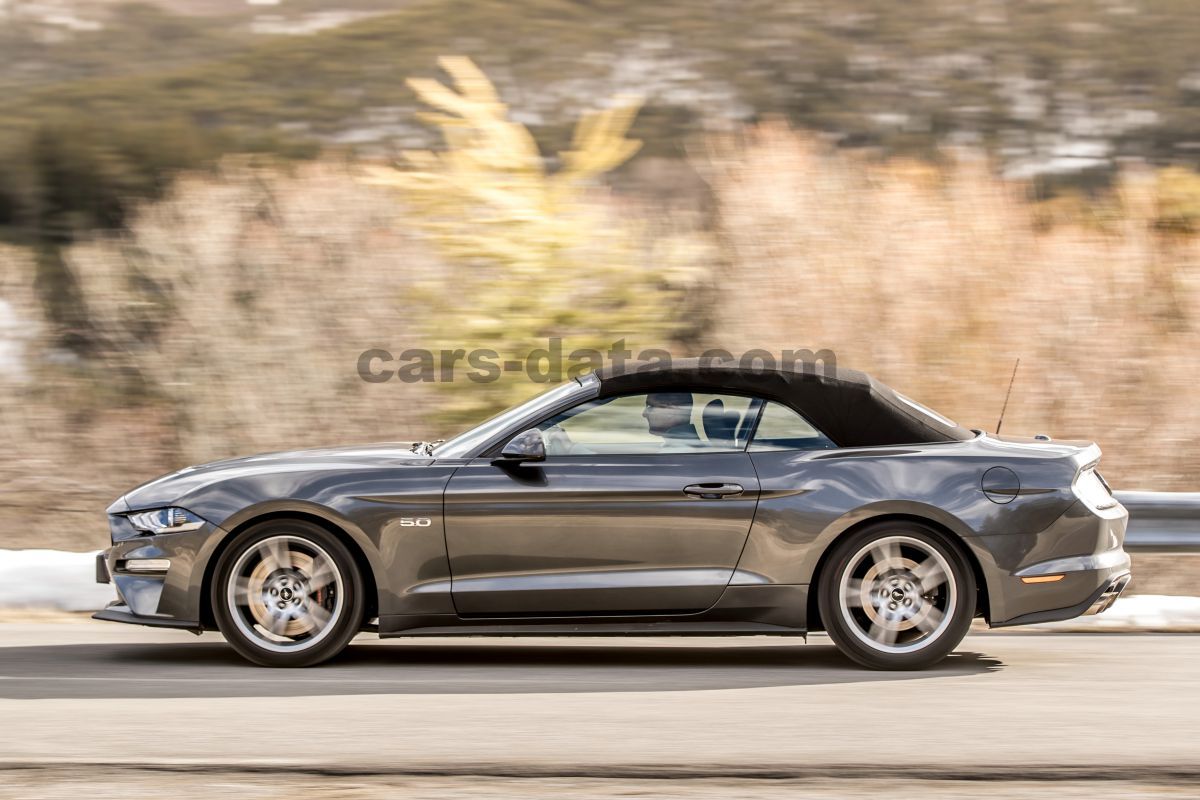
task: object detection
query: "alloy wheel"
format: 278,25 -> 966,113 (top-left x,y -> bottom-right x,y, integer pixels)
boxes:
836,534 -> 957,654
225,534 -> 345,654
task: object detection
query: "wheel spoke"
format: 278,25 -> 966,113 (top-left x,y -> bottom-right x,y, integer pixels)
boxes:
305,602 -> 333,631
263,609 -> 291,636
870,540 -> 905,572
913,604 -> 945,634
306,553 -> 336,590
913,557 -> 948,594
843,578 -> 867,608
257,538 -> 292,573
231,576 -> 257,603
868,620 -> 899,646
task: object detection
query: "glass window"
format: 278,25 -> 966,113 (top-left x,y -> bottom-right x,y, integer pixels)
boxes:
748,402 -> 837,451
533,391 -> 761,456
435,376 -> 596,458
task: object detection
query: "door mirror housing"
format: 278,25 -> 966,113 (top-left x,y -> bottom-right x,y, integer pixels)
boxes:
498,428 -> 546,463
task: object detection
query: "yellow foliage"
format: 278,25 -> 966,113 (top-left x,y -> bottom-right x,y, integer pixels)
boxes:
364,56 -> 699,424
1155,167 -> 1200,233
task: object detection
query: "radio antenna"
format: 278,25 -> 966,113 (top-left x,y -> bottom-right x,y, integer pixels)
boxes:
995,358 -> 1020,435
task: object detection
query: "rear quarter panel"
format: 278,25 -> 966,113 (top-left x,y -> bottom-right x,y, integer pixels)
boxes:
737,437 -> 1082,589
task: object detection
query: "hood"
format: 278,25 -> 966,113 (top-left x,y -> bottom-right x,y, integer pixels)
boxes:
114,443 -> 435,512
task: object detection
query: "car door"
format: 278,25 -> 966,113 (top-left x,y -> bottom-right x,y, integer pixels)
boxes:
443,391 -> 763,616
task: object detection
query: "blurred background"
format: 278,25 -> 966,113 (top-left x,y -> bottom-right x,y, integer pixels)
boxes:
1,0 -> 1199,567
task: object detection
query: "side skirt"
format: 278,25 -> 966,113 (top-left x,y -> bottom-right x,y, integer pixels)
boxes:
377,583 -> 809,638
380,621 -> 807,637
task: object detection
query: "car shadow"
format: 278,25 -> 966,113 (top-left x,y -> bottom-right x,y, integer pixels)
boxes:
0,637 -> 1004,700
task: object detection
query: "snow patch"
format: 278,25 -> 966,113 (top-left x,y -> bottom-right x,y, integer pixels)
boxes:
0,550 -> 116,612
1030,594 -> 1200,632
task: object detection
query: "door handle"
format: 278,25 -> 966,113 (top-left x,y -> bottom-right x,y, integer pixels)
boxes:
683,483 -> 744,499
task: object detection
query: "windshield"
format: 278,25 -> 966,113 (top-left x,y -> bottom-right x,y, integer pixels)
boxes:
433,376 -> 597,458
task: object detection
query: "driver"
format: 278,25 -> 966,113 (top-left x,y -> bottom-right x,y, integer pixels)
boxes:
642,392 -> 703,449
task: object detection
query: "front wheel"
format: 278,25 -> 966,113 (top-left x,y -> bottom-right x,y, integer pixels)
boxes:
818,522 -> 975,670
212,520 -> 364,667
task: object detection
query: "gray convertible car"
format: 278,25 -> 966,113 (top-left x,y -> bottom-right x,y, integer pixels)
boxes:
96,361 -> 1131,669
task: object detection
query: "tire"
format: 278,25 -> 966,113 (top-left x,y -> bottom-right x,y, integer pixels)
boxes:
212,519 -> 365,667
817,521 -> 975,670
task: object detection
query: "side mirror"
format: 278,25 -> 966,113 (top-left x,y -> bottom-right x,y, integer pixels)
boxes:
497,428 -> 546,463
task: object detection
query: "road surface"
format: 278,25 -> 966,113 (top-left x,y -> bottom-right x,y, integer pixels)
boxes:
0,623 -> 1197,797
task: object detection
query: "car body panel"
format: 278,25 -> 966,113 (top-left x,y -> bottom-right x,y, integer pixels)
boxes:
736,436 -> 1087,586
107,446 -> 466,622
443,452 -> 761,615
94,368 -> 1130,644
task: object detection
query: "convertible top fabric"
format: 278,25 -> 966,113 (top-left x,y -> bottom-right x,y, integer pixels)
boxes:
594,359 -> 975,447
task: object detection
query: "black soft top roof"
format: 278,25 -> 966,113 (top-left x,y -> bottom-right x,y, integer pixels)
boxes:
593,359 -> 974,447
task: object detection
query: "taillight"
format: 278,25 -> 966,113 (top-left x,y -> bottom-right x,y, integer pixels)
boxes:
1074,468 -> 1118,511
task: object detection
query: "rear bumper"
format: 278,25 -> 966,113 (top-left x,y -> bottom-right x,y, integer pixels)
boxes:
978,497 -> 1131,627
991,571 -> 1131,628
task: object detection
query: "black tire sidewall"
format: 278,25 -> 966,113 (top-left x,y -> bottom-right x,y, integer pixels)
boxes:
212,520 -> 364,667
818,521 -> 975,671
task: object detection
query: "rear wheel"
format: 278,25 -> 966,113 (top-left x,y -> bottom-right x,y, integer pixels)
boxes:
212,520 -> 364,667
818,521 -> 975,670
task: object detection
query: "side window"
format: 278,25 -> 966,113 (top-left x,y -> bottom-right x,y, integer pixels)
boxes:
748,402 -> 837,451
533,392 -> 761,455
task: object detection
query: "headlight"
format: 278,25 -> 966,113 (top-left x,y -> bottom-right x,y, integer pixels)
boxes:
1074,469 -> 1118,511
126,507 -> 206,534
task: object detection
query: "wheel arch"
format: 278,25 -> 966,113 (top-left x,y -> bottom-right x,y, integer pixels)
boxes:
804,512 -> 991,632
199,510 -> 380,630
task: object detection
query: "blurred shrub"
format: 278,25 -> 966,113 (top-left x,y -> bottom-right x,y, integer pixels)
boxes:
67,160 -> 442,465
3,164 -> 443,548
364,57 -> 711,423
1154,167 -> 1200,234
702,125 -> 1200,489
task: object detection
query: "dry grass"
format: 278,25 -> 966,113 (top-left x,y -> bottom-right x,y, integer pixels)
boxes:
1,162 -> 444,548
70,160 -> 444,462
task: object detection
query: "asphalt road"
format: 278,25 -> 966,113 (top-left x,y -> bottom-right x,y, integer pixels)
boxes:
0,624 -> 1198,795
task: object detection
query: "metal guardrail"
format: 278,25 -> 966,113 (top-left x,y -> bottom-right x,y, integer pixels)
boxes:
1115,491 -> 1200,553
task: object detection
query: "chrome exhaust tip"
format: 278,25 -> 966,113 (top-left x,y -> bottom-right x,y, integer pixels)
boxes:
1086,573 -> 1131,616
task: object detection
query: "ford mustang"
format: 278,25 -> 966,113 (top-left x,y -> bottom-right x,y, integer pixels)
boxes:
95,360 -> 1131,669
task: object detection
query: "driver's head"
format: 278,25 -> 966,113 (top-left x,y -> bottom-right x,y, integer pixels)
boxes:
643,392 -> 694,436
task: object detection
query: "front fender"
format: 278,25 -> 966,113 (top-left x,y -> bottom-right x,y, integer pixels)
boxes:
181,464 -> 459,620
194,499 -> 391,618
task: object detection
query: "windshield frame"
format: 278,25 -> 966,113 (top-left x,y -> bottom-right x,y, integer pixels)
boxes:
432,374 -> 600,459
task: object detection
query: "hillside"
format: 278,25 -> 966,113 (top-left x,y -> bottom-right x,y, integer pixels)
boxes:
2,0 -> 1199,250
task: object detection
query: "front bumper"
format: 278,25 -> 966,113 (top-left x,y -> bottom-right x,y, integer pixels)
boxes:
93,602 -> 203,633
93,522 -> 221,631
